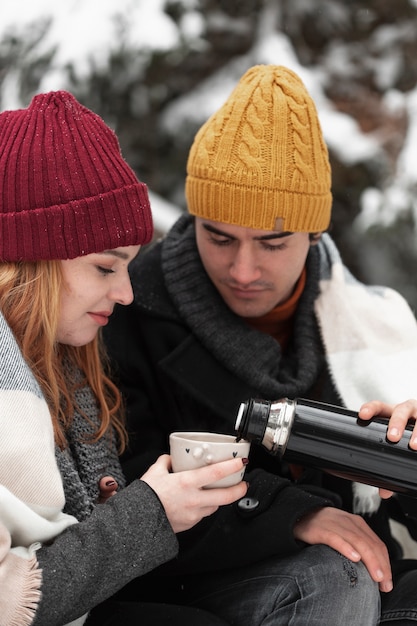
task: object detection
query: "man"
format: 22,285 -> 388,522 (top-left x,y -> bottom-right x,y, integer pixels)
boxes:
104,65 -> 417,625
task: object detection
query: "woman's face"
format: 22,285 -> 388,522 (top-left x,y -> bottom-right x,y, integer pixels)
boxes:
56,245 -> 140,346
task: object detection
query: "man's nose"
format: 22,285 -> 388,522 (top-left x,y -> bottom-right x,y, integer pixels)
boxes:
229,248 -> 261,284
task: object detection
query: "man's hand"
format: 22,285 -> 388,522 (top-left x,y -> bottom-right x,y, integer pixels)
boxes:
294,506 -> 393,592
359,399 -> 417,498
359,399 -> 417,449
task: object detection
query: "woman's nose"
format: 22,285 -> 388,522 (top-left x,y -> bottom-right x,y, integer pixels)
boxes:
110,276 -> 134,306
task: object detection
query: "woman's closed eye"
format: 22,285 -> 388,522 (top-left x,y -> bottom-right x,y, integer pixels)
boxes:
97,266 -> 115,276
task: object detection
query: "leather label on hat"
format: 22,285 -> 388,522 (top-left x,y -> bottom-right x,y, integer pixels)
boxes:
273,217 -> 284,232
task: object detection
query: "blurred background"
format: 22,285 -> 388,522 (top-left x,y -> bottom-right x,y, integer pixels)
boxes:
2,0 -> 417,309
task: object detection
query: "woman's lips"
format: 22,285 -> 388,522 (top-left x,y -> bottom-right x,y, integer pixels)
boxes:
88,312 -> 110,326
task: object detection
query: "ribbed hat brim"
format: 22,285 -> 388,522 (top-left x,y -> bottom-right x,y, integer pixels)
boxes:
186,175 -> 331,232
0,183 -> 153,261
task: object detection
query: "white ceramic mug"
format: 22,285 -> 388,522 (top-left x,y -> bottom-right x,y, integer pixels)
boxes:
169,431 -> 250,488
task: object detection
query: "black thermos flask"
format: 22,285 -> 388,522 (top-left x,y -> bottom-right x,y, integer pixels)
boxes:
235,397 -> 417,497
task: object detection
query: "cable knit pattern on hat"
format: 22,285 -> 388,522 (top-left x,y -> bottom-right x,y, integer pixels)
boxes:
0,91 -> 153,261
186,65 -> 332,232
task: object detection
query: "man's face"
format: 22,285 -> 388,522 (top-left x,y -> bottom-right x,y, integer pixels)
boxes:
195,218 -> 313,318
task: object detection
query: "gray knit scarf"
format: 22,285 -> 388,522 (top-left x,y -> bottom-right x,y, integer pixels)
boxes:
161,214 -> 325,401
55,369 -> 126,522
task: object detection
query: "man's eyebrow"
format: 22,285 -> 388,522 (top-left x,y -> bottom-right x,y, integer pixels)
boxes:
202,222 -> 294,241
254,232 -> 294,241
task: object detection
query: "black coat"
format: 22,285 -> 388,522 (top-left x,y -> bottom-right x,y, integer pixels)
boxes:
104,216 -> 414,579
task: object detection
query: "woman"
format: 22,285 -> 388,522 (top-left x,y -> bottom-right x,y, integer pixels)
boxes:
0,90 -> 247,626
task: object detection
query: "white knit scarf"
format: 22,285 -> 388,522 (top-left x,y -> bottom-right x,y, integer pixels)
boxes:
315,234 -> 417,514
0,311 -> 86,626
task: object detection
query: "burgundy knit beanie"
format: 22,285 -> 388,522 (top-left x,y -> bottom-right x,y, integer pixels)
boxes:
0,91 -> 153,261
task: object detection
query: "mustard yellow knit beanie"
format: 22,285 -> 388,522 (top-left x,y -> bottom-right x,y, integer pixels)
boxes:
186,65 -> 332,232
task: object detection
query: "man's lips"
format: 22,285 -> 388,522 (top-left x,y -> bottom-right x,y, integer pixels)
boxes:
228,285 -> 266,298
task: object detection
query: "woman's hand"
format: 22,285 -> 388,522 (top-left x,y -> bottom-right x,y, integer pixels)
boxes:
140,454 -> 248,533
97,476 -> 119,503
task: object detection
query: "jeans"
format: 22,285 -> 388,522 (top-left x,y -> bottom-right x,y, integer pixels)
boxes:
94,547 -> 417,625
379,560 -> 417,624
181,544 -> 379,625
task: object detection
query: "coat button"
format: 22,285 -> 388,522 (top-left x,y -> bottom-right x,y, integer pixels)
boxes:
237,496 -> 260,511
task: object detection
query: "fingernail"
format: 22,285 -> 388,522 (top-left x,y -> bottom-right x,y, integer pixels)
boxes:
375,569 -> 384,581
389,428 -> 399,438
105,480 -> 117,487
242,458 -> 249,465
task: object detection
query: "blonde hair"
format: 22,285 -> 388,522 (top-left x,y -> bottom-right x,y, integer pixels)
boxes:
0,260 -> 127,451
